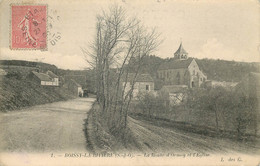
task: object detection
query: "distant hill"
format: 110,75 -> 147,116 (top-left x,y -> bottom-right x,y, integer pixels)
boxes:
0,60 -> 58,72
196,59 -> 259,82
128,55 -> 259,83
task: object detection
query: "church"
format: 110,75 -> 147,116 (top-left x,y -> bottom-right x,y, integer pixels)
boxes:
157,43 -> 207,88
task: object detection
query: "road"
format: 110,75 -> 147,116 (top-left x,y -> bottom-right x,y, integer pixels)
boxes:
129,117 -> 260,154
0,98 -> 95,153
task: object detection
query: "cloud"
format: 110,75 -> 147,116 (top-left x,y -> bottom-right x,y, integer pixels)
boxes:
194,38 -> 236,61
0,47 -> 89,70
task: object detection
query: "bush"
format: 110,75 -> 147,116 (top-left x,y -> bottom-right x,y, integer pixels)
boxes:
5,71 -> 23,80
186,87 -> 258,138
133,86 -> 258,139
135,92 -> 168,117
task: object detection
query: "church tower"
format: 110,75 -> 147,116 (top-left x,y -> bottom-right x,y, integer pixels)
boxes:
174,42 -> 188,60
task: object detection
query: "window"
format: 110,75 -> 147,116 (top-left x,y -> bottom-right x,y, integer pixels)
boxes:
176,72 -> 180,85
146,85 -> 150,91
192,81 -> 195,88
193,70 -> 195,75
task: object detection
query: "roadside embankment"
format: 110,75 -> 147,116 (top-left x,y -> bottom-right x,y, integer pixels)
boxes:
0,76 -> 75,112
84,102 -> 143,153
84,102 -> 120,153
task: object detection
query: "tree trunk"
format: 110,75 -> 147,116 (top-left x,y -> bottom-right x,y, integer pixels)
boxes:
214,108 -> 219,132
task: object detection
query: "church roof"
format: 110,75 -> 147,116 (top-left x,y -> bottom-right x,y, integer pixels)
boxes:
174,43 -> 188,55
158,58 -> 193,70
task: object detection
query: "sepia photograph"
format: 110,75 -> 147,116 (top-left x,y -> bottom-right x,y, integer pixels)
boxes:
0,0 -> 259,165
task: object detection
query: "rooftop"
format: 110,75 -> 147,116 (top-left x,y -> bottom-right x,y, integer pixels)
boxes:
174,42 -> 188,55
158,58 -> 193,70
47,70 -> 58,78
32,71 -> 52,81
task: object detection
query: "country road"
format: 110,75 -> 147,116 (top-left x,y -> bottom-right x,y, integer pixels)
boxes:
129,117 -> 260,154
0,98 -> 95,152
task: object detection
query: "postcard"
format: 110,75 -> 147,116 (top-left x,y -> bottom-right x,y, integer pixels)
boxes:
0,0 -> 259,165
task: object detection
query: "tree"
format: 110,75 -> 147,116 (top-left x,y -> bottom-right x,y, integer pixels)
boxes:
82,5 -> 161,130
187,87 -> 231,131
187,86 -> 258,139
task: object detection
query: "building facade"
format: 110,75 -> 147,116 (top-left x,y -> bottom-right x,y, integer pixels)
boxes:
157,43 -> 207,88
66,79 -> 84,97
122,73 -> 154,99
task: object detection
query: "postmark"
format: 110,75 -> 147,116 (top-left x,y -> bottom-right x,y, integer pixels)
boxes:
10,4 -> 47,50
47,9 -> 62,46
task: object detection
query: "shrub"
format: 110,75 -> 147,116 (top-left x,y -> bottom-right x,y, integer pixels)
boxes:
186,87 -> 258,138
5,71 -> 23,80
136,92 -> 168,117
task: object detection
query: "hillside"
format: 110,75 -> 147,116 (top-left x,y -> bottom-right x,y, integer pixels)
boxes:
0,60 -> 58,72
196,59 -> 260,82
0,60 -> 96,92
0,60 -> 78,112
0,74 -> 75,112
128,55 -> 259,82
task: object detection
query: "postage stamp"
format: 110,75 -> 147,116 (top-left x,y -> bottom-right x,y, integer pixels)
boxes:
10,4 -> 47,50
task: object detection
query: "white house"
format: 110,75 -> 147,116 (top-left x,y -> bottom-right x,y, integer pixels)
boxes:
31,71 -> 59,86
121,73 -> 154,99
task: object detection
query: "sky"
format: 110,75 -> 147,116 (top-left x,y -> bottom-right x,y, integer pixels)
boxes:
0,0 -> 259,70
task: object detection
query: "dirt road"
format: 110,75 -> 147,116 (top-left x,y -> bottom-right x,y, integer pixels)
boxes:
0,98 -> 95,152
129,117 -> 260,154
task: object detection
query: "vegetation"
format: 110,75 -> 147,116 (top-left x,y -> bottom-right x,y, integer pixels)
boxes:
131,86 -> 258,140
0,71 -> 75,112
187,87 -> 257,137
82,4 -> 160,141
0,60 -> 58,72
196,58 -> 259,82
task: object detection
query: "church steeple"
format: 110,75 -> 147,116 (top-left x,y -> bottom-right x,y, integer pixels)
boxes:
174,42 -> 188,60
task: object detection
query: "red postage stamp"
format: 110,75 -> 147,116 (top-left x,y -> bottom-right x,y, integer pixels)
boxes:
11,4 -> 47,50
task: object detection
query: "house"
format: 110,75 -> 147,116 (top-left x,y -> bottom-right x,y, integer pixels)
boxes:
66,79 -> 84,97
157,42 -> 207,88
121,73 -> 154,99
46,70 -> 59,86
160,85 -> 188,105
30,71 -> 59,86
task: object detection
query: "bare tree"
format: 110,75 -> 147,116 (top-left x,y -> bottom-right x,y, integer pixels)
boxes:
82,4 -> 160,130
